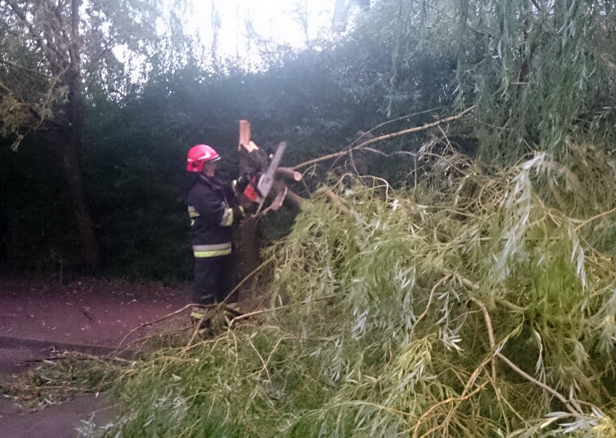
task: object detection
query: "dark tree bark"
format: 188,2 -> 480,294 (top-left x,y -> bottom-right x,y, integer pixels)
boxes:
238,217 -> 260,287
58,0 -> 102,272
237,146 -> 265,285
58,129 -> 102,272
0,176 -> 7,264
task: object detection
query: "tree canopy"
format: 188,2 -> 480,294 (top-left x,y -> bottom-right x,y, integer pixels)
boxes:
366,0 -> 616,160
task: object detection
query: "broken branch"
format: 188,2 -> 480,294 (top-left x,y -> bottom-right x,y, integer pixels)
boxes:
291,106 -> 475,171
276,167 -> 302,181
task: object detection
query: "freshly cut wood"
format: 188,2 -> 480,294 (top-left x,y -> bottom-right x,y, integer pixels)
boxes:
238,119 -> 251,150
276,167 -> 302,181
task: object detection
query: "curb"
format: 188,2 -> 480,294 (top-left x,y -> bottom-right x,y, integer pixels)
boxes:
0,335 -> 129,357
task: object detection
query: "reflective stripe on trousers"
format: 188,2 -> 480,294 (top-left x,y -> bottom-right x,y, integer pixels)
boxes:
193,242 -> 232,258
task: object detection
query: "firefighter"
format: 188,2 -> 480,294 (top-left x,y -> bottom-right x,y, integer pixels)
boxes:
186,144 -> 255,327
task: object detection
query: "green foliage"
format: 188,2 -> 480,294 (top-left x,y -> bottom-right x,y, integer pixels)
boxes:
68,144 -> 616,437
1,0 -> 464,277
361,0 -> 616,162
6,0 -> 616,283
0,0 -> 172,141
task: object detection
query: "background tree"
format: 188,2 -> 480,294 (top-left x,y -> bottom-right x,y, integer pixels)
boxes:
362,0 -> 616,161
0,0 -> 460,278
0,0 -> 178,271
333,0 -> 371,33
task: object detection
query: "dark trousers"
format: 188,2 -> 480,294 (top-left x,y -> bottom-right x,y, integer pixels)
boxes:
193,255 -> 238,305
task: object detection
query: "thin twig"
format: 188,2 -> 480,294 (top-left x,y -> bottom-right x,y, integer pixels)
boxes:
324,189 -> 351,214
347,106 -> 449,149
228,295 -> 333,328
468,296 -> 497,381
117,304 -> 194,347
411,274 -> 452,336
413,379 -> 490,438
458,274 -> 525,312
112,325 -> 192,355
574,205 -> 616,231
495,352 -> 581,415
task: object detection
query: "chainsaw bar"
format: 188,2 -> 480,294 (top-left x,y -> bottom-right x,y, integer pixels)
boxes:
255,141 -> 286,214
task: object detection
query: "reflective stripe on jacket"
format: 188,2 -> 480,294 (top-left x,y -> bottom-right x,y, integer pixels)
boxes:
187,175 -> 243,258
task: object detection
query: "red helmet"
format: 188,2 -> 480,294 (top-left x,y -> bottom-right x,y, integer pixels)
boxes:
186,144 -> 220,172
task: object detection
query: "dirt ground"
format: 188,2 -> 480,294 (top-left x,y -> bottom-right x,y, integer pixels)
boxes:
0,274 -> 194,438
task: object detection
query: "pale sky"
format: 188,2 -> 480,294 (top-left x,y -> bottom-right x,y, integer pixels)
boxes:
114,0 -> 342,78
187,0 -> 337,62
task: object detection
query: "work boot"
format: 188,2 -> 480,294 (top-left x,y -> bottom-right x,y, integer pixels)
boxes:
227,302 -> 241,313
190,306 -> 213,337
190,307 -> 204,321
223,302 -> 241,328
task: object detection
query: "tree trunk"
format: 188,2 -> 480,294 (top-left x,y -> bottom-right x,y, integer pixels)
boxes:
59,132 -> 101,272
59,11 -> 102,272
238,144 -> 264,291
332,0 -> 347,33
56,0 -> 101,273
0,176 -> 7,264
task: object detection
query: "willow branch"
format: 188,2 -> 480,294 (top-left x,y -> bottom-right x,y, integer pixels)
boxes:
276,167 -> 302,181
574,205 -> 616,231
411,274 -> 452,337
0,59 -> 55,79
468,297 -> 497,381
413,378 -> 490,438
0,80 -> 16,96
117,304 -> 194,347
496,352 -> 580,415
458,274 -> 525,312
284,189 -> 306,209
291,106 -> 475,171
325,189 -> 351,214
346,105 -> 449,148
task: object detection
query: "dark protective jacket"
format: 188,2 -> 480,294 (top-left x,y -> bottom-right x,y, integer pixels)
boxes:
187,175 -> 244,258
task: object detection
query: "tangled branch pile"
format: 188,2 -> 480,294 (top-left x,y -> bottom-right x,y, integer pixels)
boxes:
107,144 -> 616,437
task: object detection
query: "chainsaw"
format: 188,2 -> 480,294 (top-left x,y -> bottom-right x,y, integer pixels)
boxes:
239,141 -> 287,215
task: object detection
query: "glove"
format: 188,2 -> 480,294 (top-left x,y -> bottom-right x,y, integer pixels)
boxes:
236,172 -> 262,203
241,201 -> 259,216
235,173 -> 251,192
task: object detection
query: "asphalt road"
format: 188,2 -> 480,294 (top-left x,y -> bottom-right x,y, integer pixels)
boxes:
0,342 -> 117,438
0,276 -> 192,438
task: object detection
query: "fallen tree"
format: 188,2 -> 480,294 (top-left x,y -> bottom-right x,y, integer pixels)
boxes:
96,140 -> 616,437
